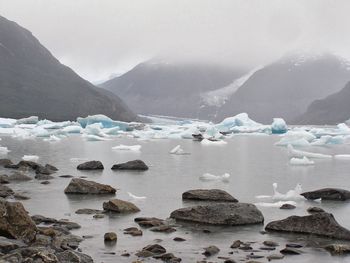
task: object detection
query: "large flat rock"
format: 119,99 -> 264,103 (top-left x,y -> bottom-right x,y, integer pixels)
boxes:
64,178 -> 116,194
170,203 -> 264,225
182,189 -> 238,202
301,188 -> 350,201
266,212 -> 350,240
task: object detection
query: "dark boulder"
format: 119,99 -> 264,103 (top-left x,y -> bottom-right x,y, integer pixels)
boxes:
64,178 -> 116,194
0,199 -> 37,243
301,188 -> 350,201
266,212 -> 350,240
111,160 -> 148,171
103,199 -> 140,213
182,189 -> 238,202
0,184 -> 14,198
170,203 -> 264,225
77,161 -> 104,170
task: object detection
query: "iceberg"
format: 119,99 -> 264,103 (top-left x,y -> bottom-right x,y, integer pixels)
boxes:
276,130 -> 316,146
287,144 -> 332,159
271,118 -> 287,134
289,156 -> 314,166
0,118 -> 16,128
77,114 -> 130,130
30,127 -> 50,137
256,183 -> 305,202
84,123 -> 107,137
16,116 -> 39,125
215,113 -> 261,132
169,145 -> 189,155
22,155 -> 39,162
112,144 -> 141,151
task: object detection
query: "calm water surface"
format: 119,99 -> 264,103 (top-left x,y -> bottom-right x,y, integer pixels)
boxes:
1,134 -> 350,263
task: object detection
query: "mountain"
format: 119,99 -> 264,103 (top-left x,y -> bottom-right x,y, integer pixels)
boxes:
0,15 -> 138,122
100,60 -> 245,119
297,81 -> 350,125
216,53 -> 350,123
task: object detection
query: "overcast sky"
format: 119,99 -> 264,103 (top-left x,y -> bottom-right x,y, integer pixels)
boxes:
1,0 -> 350,82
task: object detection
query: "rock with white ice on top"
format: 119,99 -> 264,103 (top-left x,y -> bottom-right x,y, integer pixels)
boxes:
289,156 -> 314,166
199,173 -> 230,182
112,145 -> 141,151
271,118 -> 288,134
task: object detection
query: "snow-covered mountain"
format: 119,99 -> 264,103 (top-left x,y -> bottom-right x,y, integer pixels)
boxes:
0,15 -> 139,122
216,53 -> 350,123
100,60 -> 245,119
297,81 -> 350,125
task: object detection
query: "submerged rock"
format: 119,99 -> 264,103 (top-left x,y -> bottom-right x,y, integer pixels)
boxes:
203,245 -> 220,256
170,203 -> 264,225
307,206 -> 325,214
111,160 -> 149,171
142,244 -> 166,254
77,160 -> 104,170
301,188 -> 350,201
0,159 -> 12,167
0,199 -> 37,243
104,232 -> 117,242
8,171 -> 32,181
265,212 -> 350,240
0,175 -> 9,184
182,189 -> 238,202
280,203 -> 296,210
124,227 -> 143,236
75,208 -> 103,215
134,217 -> 165,228
0,184 -> 14,198
31,214 -> 58,224
103,199 -> 140,213
64,178 -> 116,194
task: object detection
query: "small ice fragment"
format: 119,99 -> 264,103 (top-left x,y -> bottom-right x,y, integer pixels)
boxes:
22,155 -> 39,162
0,146 -> 10,155
271,182 -> 305,201
127,192 -> 146,200
199,173 -> 230,182
289,156 -> 314,166
334,154 -> 350,160
16,116 -> 39,125
112,145 -> 141,151
201,139 -> 227,145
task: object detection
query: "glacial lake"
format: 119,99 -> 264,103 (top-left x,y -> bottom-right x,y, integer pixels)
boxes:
1,134 -> 350,263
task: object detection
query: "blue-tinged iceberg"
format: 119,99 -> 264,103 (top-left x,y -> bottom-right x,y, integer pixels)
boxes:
77,115 -> 131,130
271,118 -> 288,134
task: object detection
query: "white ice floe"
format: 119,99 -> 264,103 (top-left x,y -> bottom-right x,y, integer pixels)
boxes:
275,130 -> 315,146
62,125 -> 83,134
82,134 -> 110,141
127,192 -> 147,200
22,155 -> 39,162
199,173 -> 230,182
287,144 -> 332,159
43,135 -> 62,142
0,146 -> 10,155
255,200 -> 297,208
0,118 -> 16,128
16,116 -> 39,125
256,183 -> 305,201
112,144 -> 141,151
289,156 -> 314,166
201,139 -> 227,145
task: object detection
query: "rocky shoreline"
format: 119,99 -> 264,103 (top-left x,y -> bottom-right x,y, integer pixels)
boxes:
1,158 -> 350,262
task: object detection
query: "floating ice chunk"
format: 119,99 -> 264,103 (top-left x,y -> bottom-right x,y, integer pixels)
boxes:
43,135 -> 61,142
271,118 -> 288,134
275,137 -> 310,147
0,146 -> 10,155
289,156 -> 314,166
112,144 -> 141,151
77,114 -> 130,130
287,144 -> 332,159
103,127 -> 121,135
170,145 -> 184,155
201,139 -> 227,145
215,113 -> 262,133
62,125 -> 82,134
127,192 -> 146,200
30,127 -> 50,137
82,134 -> 110,141
84,123 -> 107,137
22,155 -> 39,162
0,118 -> 16,128
199,173 -> 230,182
255,200 -> 297,207
337,123 -> 350,132
334,154 -> 350,160
311,135 -> 345,146
16,116 -> 39,125
271,183 -> 305,201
